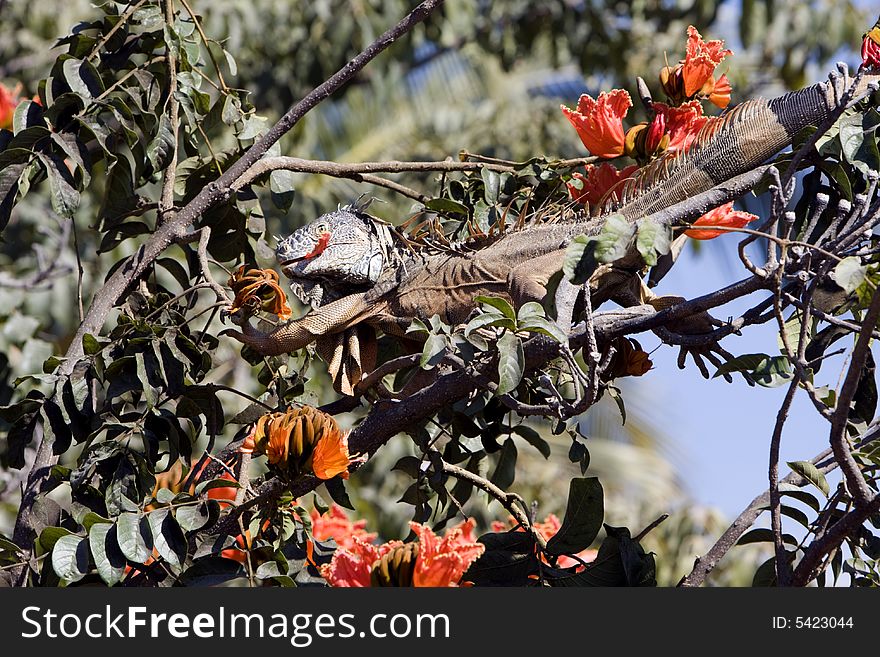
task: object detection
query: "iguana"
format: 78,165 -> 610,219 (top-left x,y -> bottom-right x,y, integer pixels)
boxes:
225,70 -> 880,394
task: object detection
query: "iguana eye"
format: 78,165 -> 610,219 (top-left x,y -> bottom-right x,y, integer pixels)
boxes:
313,222 -> 328,235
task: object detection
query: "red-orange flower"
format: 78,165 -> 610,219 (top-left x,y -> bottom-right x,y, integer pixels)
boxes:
682,25 -> 732,97
410,522 -> 485,587
321,521 -> 484,587
567,163 -> 638,206
685,202 -> 758,240
321,536 -> 403,587
0,82 -> 22,130
707,73 -> 732,109
561,89 -> 632,158
653,101 -> 710,153
863,24 -> 880,68
311,504 -> 376,550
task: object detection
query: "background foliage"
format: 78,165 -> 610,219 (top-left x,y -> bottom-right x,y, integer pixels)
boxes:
0,0 -> 876,587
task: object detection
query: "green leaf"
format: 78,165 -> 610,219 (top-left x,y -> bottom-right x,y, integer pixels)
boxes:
713,353 -> 792,387
424,197 -> 468,216
82,333 -> 104,356
52,535 -> 89,583
269,169 -> 295,212
116,513 -> 152,564
595,215 -> 635,263
817,161 -> 853,201
787,460 -> 830,496
36,152 -> 80,217
38,526 -> 73,553
736,528 -> 797,546
830,256 -> 867,294
155,487 -> 176,504
465,531 -> 539,586
147,508 -> 187,568
88,523 -> 126,586
495,331 -> 524,395
481,167 -> 501,205
475,296 -> 516,321
420,334 -> 447,370
194,477 -> 241,496
546,478 -> 604,556
146,115 -> 176,173
563,234 -> 596,284
512,424 -> 551,459
464,310 -> 514,336
635,221 -> 672,267
222,95 -> 241,126
323,476 -> 355,510
519,316 -> 567,343
489,439 -> 518,490
61,57 -> 104,100
176,500 -> 220,532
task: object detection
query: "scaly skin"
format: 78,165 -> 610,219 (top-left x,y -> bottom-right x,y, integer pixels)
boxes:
225,70 -> 880,393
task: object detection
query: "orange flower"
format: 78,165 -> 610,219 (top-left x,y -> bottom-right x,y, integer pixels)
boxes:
321,536 -> 403,587
685,202 -> 758,240
682,25 -> 732,97
311,430 -> 350,480
652,101 -> 709,153
561,89 -> 632,158
0,82 -> 23,130
410,522 -> 485,587
707,73 -> 732,109
863,23 -> 880,69
311,504 -> 376,550
567,163 -> 638,206
227,265 -> 292,320
321,521 -> 484,587
249,407 -> 350,480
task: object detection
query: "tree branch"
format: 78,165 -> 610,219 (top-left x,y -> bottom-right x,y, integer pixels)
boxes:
678,422 -> 880,587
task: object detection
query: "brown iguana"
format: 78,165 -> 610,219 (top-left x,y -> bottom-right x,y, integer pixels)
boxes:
225,69 -> 880,394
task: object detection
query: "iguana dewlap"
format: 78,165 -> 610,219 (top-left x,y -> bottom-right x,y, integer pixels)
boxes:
226,71 -> 880,394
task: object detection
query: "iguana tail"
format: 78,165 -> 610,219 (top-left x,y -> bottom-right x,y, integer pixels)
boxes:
605,71 -> 880,221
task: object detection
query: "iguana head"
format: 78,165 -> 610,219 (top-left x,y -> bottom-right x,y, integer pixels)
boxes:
275,202 -> 395,307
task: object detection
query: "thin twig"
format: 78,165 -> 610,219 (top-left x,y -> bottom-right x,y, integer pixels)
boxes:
827,286 -> 880,507
442,460 -> 547,549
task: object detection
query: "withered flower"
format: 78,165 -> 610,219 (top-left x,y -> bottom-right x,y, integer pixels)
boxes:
227,265 -> 292,320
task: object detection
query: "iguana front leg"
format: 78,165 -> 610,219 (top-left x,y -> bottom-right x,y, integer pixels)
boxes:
223,292 -> 373,356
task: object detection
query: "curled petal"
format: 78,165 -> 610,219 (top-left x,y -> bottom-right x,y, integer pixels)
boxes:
311,430 -> 351,480
561,89 -> 632,158
685,202 -> 758,240
708,74 -> 732,109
